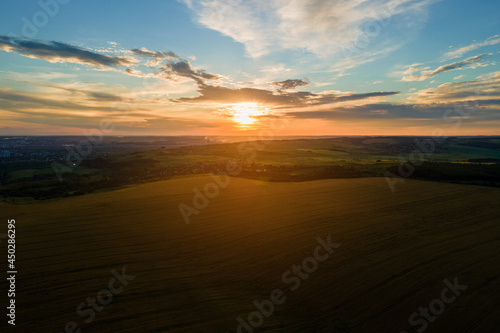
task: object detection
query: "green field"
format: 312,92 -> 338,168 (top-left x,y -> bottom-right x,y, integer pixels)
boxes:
2,137 -> 500,201
4,175 -> 500,332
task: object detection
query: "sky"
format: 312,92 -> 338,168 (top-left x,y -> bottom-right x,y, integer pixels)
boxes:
0,0 -> 499,136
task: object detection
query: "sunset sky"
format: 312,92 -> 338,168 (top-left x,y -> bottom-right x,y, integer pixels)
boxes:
0,0 -> 499,136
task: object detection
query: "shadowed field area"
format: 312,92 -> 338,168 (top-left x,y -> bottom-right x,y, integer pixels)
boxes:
2,176 -> 500,332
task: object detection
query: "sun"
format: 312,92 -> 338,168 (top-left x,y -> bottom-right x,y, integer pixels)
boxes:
231,102 -> 267,127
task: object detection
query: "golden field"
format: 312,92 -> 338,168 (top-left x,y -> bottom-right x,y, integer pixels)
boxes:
2,175 -> 500,332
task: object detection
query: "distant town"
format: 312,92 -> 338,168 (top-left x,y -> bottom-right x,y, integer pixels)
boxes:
0,136 -> 217,163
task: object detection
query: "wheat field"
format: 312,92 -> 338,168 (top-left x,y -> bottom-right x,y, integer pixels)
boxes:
2,175 -> 500,332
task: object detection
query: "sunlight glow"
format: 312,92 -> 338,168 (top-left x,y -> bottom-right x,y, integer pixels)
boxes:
231,103 -> 268,127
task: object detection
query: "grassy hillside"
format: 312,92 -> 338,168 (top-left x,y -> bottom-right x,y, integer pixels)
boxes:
3,176 -> 500,332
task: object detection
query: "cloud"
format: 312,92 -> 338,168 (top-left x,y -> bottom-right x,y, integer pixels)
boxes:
173,85 -> 307,105
183,0 -> 435,58
124,68 -> 148,77
127,49 -> 221,85
287,72 -> 500,122
410,71 -> 500,103
288,104 -> 420,120
311,91 -> 399,105
0,35 -> 221,92
45,85 -> 138,103
270,78 -> 309,91
260,64 -> 292,74
0,88 -> 133,112
130,48 -> 181,68
130,47 -> 179,60
288,101 -> 500,121
445,35 -> 500,59
157,60 -> 220,85
0,76 -> 173,117
0,70 -> 76,82
173,83 -> 398,107
402,54 -> 486,81
327,43 -> 403,77
0,36 -> 134,68
1,104 -> 222,135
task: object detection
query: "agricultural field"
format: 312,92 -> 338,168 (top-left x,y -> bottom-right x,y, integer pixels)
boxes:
1,137 -> 500,201
3,175 -> 500,332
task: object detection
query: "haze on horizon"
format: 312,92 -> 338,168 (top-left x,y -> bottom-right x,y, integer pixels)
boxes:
0,0 -> 499,136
